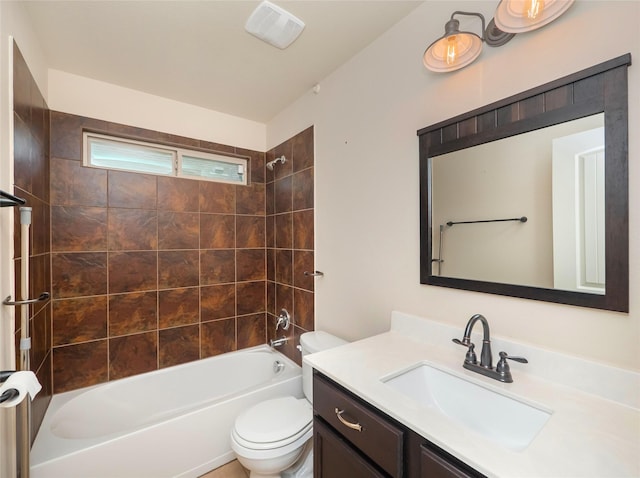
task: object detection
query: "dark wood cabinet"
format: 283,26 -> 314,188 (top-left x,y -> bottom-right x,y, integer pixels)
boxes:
420,443 -> 479,478
313,371 -> 404,477
313,371 -> 484,478
314,417 -> 386,478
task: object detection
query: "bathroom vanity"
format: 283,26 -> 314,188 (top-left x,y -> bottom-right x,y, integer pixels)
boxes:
305,312 -> 640,478
313,371 -> 482,477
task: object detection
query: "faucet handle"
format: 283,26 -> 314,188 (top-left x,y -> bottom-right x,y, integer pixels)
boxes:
496,352 -> 528,382
496,351 -> 527,372
465,343 -> 477,364
498,351 -> 528,363
275,308 -> 290,332
453,338 -> 477,365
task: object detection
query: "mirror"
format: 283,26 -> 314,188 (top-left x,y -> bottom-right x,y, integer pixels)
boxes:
431,114 -> 604,292
418,55 -> 630,312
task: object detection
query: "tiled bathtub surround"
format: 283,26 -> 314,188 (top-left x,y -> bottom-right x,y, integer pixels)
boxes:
265,126 -> 316,365
49,112 -> 315,392
12,41 -> 52,440
49,112 -> 265,392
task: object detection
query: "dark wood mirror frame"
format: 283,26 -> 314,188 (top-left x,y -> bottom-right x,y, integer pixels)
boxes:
418,54 -> 631,312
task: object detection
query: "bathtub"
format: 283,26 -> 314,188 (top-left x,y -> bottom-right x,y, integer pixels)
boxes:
31,345 -> 303,478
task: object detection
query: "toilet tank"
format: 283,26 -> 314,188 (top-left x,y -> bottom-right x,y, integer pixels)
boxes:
300,331 -> 348,403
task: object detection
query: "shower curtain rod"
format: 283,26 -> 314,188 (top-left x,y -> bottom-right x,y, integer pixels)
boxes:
0,189 -> 26,208
446,216 -> 527,226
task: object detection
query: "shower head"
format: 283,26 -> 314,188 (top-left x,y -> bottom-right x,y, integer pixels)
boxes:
266,155 -> 286,171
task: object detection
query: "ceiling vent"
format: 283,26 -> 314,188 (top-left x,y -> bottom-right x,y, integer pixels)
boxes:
245,1 -> 305,49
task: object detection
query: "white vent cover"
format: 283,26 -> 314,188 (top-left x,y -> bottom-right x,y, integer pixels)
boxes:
245,0 -> 305,49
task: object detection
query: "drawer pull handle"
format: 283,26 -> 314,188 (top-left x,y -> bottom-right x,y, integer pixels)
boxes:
334,408 -> 363,432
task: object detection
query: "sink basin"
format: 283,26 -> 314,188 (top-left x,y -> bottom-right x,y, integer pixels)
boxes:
382,362 -> 551,451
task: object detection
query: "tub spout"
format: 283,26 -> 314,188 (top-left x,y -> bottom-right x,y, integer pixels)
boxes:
270,336 -> 288,348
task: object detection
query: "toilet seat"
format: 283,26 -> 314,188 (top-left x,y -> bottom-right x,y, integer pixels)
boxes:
232,396 -> 312,451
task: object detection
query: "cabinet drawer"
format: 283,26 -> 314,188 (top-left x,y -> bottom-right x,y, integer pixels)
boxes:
313,373 -> 403,478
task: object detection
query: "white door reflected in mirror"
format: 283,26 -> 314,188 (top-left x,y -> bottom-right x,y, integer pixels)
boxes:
552,125 -> 605,294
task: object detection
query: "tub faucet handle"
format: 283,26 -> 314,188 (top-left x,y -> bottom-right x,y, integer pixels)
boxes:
275,309 -> 290,332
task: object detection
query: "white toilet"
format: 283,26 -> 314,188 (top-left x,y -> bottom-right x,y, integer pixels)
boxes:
230,331 -> 347,478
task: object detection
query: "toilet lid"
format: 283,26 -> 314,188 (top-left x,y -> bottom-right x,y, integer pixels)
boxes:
234,396 -> 312,444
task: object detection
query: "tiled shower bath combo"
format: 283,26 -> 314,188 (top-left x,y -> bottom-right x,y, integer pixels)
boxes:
48,114 -> 315,393
12,41 -> 316,475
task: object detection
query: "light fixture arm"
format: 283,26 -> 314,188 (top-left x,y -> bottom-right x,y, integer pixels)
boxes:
448,10 -> 514,48
448,11 -> 487,42
423,9 -> 513,73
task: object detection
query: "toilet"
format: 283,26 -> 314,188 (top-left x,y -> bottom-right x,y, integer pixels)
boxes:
230,331 -> 347,478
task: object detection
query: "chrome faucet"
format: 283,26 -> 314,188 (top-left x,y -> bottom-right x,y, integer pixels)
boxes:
453,314 -> 528,383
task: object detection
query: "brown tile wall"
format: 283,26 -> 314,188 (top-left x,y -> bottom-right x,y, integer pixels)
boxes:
12,41 -> 52,441
49,111 -> 274,393
12,41 -> 315,402
265,126 -> 315,365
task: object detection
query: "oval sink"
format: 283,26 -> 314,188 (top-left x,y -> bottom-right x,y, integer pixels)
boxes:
381,362 -> 551,451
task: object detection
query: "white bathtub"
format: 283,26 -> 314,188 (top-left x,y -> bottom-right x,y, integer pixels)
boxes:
31,345 -> 303,478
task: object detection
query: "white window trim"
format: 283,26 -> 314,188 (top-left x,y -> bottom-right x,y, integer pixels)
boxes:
82,132 -> 249,185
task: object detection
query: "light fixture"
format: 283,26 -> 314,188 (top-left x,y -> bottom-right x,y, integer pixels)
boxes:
424,1 -> 574,73
423,11 -> 514,73
494,0 -> 575,33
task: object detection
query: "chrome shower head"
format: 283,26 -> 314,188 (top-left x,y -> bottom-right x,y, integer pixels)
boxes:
266,155 -> 286,171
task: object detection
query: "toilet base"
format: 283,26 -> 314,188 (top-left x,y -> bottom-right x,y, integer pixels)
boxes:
247,472 -> 282,478
281,442 -> 313,478
239,440 -> 313,478
236,445 -> 305,478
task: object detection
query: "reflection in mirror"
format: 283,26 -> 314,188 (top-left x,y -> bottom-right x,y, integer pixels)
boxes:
552,117 -> 605,294
431,114 -> 604,294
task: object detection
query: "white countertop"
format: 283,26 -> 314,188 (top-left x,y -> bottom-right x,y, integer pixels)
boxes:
304,312 -> 640,477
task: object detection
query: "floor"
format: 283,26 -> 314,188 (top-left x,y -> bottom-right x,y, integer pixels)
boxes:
199,460 -> 249,478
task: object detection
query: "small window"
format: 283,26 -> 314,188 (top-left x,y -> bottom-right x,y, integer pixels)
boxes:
83,132 -> 248,185
180,153 -> 245,183
86,135 -> 175,175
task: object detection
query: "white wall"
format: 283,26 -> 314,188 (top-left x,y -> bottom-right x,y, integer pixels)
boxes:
267,1 -> 640,371
0,2 -> 48,475
48,70 -> 266,152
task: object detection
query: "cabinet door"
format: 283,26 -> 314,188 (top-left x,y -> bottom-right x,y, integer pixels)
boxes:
420,444 -> 480,478
314,418 -> 386,478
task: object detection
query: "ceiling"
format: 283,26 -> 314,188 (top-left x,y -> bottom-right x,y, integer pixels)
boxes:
23,1 -> 424,123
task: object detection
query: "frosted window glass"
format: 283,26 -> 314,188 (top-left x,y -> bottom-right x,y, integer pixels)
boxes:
182,155 -> 245,183
89,137 -> 175,175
